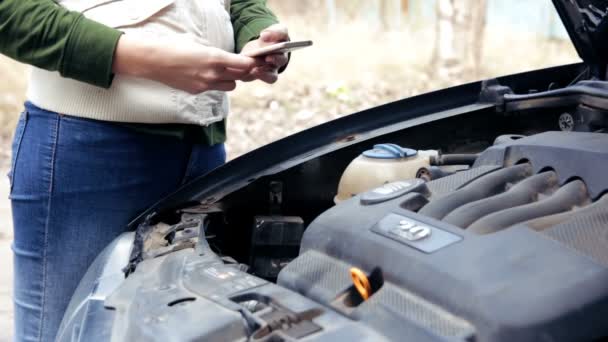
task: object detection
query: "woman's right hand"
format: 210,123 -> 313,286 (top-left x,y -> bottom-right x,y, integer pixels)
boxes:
112,35 -> 258,94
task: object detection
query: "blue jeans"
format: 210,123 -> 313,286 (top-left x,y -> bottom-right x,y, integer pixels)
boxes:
8,102 -> 226,342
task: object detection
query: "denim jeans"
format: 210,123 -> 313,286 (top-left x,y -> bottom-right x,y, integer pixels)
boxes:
8,102 -> 226,342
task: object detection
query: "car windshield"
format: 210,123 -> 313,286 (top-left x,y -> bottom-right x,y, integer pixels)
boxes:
229,0 -> 580,158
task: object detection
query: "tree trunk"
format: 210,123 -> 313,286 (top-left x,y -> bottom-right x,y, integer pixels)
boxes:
326,0 -> 337,29
380,0 -> 402,30
432,0 -> 487,79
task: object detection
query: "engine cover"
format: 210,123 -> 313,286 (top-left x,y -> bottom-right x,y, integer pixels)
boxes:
278,131 -> 608,341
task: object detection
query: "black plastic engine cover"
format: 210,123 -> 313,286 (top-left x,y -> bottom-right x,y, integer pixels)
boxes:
278,131 -> 608,341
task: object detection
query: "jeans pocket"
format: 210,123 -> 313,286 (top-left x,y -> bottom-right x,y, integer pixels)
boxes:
8,111 -> 28,194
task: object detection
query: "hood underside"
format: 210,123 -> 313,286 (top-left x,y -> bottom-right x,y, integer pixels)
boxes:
553,0 -> 608,74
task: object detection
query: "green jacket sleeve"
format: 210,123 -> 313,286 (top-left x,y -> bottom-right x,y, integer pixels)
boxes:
230,0 -> 279,52
0,0 -> 122,88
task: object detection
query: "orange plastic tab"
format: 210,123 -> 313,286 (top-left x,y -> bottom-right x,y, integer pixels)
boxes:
350,267 -> 372,301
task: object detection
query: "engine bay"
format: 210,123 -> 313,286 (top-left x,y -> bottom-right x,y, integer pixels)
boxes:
103,129 -> 608,341
281,131 -> 608,341
57,72 -> 608,342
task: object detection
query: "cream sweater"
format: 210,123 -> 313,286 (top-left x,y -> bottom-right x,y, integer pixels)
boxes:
27,0 -> 235,126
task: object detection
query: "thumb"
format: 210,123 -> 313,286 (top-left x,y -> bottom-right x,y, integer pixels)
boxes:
260,24 -> 289,43
214,49 -> 257,70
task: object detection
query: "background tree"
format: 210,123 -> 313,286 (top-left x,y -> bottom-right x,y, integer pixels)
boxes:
431,0 -> 488,79
379,0 -> 403,30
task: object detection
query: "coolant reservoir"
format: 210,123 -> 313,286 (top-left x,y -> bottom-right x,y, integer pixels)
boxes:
334,144 -> 437,204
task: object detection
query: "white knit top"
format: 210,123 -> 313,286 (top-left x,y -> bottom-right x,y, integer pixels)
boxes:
27,0 -> 235,126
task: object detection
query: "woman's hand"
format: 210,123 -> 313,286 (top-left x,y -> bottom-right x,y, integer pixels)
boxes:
240,23 -> 290,84
112,35 -> 258,94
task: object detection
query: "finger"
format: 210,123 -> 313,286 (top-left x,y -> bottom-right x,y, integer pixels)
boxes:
240,74 -> 257,82
252,57 -> 269,67
208,80 -> 238,91
225,66 -> 263,82
212,50 -> 257,70
236,69 -> 257,82
264,53 -> 288,68
217,67 -> 251,81
187,83 -> 208,95
239,57 -> 269,68
252,65 -> 276,73
260,23 -> 289,43
252,68 -> 279,84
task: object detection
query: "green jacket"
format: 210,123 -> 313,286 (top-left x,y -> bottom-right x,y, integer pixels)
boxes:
0,0 -> 280,145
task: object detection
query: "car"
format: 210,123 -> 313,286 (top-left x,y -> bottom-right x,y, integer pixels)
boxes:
56,1 -> 608,341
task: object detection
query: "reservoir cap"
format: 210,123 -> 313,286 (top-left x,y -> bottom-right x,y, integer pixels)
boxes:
363,144 -> 418,159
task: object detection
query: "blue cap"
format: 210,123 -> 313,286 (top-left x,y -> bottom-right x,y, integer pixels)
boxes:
362,144 -> 418,159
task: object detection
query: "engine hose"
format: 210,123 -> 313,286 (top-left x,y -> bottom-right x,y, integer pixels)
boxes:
416,166 -> 454,182
418,163 -> 532,220
468,179 -> 590,235
431,154 -> 479,166
442,171 -> 558,228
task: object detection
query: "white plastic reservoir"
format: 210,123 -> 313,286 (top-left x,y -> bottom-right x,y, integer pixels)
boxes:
334,144 -> 437,203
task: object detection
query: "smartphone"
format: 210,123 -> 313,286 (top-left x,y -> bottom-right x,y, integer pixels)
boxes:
243,40 -> 313,57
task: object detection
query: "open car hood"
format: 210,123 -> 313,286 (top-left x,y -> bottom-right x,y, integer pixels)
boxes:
553,0 -> 608,75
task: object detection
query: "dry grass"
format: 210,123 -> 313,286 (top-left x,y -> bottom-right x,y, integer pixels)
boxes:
0,55 -> 27,167
0,55 -> 27,132
0,19 -> 579,161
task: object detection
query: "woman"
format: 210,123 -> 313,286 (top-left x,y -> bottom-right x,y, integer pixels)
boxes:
1,0 -> 289,341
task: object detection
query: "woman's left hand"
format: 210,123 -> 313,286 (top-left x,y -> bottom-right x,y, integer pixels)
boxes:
240,23 -> 290,84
